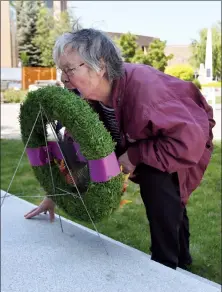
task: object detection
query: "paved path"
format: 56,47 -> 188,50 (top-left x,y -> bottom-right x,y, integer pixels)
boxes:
1,103 -> 55,140
1,103 -> 221,140
1,193 -> 220,292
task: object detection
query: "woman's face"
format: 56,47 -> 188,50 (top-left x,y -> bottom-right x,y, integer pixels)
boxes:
58,47 -> 106,101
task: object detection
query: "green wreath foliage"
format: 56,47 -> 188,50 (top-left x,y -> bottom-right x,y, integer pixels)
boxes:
19,86 -> 124,222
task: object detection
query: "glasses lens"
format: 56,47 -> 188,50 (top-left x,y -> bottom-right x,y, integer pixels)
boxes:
66,70 -> 72,76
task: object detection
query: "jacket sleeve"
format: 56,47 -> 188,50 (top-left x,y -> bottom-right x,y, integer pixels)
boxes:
127,98 -> 209,173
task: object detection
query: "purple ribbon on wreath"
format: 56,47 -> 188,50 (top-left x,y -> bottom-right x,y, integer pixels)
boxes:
26,141 -> 120,183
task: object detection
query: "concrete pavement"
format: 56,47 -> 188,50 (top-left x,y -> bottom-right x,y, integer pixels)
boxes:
1,193 -> 220,292
1,103 -> 221,140
1,103 -> 55,140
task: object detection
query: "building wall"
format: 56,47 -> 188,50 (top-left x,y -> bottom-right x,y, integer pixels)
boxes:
10,5 -> 18,67
1,1 -> 12,68
164,45 -> 192,67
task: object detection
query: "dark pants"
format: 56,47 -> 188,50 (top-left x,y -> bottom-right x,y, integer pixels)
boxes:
137,163 -> 192,269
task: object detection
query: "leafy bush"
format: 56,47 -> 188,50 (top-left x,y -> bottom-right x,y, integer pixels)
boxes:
192,79 -> 202,90
3,89 -> 28,103
165,64 -> 194,81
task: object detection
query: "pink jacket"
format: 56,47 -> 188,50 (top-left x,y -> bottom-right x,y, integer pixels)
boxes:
108,63 -> 215,205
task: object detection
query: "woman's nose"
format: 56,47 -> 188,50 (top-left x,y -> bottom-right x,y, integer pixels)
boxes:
61,72 -> 69,83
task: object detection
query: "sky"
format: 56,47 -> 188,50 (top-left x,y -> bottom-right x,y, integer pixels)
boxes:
68,1 -> 221,45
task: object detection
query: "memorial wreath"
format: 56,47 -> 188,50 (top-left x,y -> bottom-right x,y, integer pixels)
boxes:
19,86 -> 125,222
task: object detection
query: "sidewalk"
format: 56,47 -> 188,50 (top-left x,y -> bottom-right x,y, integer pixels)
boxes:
1,192 -> 221,292
1,103 -> 221,140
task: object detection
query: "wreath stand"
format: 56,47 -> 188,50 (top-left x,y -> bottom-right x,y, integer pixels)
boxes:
1,86 -> 126,252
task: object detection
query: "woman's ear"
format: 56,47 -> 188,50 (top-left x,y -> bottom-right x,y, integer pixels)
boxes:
98,59 -> 106,77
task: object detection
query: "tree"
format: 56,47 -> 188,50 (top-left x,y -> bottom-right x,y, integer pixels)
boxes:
145,39 -> 173,72
116,32 -> 173,72
9,0 -> 19,9
131,48 -> 150,65
16,1 -> 41,66
20,52 -> 30,66
189,22 -> 221,80
48,11 -> 74,66
115,32 -> 138,62
132,39 -> 173,72
33,9 -> 76,67
33,6 -> 55,67
212,22 -> 222,79
52,11 -> 74,38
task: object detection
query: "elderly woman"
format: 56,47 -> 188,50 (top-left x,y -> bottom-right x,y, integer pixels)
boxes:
24,28 -> 215,270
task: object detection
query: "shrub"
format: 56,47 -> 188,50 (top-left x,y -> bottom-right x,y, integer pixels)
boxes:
3,89 -> 28,103
165,64 -> 194,81
192,79 -> 202,90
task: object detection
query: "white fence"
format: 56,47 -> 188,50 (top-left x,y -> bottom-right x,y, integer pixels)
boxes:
201,87 -> 217,112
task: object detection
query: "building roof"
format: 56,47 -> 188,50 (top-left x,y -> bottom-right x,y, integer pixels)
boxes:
106,31 -> 157,47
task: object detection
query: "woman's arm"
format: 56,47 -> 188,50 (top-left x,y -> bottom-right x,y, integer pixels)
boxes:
127,98 -> 208,173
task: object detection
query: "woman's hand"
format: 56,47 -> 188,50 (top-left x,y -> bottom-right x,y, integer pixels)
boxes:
118,151 -> 136,178
24,197 -> 55,222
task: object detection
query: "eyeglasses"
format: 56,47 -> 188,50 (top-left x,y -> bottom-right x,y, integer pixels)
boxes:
57,63 -> 85,77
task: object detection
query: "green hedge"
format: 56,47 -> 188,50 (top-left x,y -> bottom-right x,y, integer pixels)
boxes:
3,89 -> 28,103
165,64 -> 194,81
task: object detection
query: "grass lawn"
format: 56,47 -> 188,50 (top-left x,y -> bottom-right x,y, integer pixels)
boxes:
202,82 -> 221,88
1,139 -> 221,284
216,95 -> 221,104
208,96 -> 221,105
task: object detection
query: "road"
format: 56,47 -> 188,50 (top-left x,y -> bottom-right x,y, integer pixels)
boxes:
1,103 -> 221,140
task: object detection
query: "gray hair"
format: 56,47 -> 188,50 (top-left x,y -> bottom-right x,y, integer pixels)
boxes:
53,28 -> 124,81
